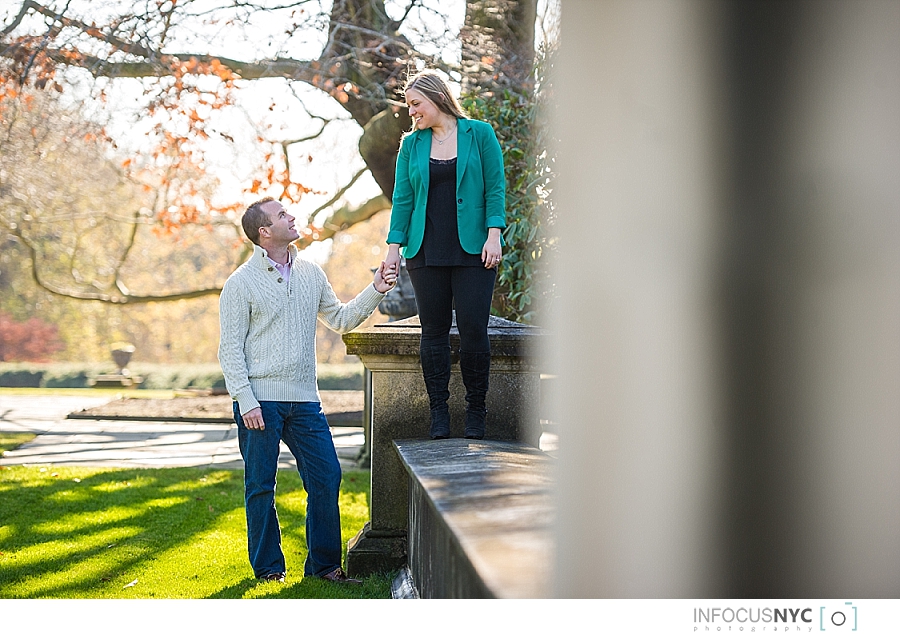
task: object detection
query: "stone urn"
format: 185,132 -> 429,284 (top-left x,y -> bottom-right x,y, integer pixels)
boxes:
111,343 -> 135,376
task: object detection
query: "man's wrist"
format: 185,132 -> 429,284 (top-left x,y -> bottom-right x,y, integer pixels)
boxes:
235,391 -> 260,416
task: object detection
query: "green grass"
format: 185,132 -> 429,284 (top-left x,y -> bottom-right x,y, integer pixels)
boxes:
0,465 -> 391,598
0,433 -> 36,457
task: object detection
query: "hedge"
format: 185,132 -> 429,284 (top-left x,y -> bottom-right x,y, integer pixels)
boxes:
0,362 -> 364,391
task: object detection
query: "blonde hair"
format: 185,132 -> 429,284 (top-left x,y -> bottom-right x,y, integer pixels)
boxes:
404,69 -> 468,123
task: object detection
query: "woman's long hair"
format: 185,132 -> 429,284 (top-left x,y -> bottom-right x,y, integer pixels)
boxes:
403,69 -> 468,127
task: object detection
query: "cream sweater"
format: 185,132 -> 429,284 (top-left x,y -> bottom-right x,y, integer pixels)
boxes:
218,244 -> 385,415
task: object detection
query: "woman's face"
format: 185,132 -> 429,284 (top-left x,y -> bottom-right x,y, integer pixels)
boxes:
405,88 -> 441,131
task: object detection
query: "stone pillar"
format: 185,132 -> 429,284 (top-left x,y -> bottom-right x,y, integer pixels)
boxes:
343,314 -> 542,576
553,0 -> 900,598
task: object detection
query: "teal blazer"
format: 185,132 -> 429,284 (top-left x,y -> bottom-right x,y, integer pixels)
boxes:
386,118 -> 506,258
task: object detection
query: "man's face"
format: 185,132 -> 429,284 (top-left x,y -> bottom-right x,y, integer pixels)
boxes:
259,200 -> 299,245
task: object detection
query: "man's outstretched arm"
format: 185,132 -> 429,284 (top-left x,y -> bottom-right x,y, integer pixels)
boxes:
316,262 -> 394,334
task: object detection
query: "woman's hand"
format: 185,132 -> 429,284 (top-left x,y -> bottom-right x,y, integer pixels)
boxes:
373,261 -> 398,293
481,228 -> 502,269
384,244 -> 401,278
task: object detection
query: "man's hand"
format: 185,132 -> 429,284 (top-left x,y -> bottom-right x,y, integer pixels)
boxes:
374,260 -> 398,293
242,407 -> 265,430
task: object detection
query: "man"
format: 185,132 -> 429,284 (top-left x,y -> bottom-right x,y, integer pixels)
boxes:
218,196 -> 396,584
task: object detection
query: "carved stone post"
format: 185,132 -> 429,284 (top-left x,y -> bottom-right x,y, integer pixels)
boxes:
343,314 -> 542,576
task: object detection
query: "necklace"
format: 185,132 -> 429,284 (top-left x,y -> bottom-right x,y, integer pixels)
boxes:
434,121 -> 458,145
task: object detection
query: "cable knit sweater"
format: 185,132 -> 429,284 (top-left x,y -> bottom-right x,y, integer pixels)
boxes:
218,244 -> 385,415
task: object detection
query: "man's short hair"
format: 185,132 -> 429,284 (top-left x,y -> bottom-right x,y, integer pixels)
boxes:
242,197 -> 276,245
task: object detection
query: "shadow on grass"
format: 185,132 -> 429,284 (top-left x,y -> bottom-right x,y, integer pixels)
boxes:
0,466 -> 388,599
205,577 -> 260,599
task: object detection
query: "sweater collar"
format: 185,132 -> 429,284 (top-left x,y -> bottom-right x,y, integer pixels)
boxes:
251,243 -> 298,269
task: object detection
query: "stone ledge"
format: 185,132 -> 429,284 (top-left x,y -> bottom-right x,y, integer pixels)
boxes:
343,314 -> 545,360
394,438 -> 553,598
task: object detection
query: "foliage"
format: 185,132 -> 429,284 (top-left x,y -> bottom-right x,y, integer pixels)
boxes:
0,362 -> 219,388
0,0 -> 427,304
0,310 -> 64,361
0,82 -> 246,305
0,0 -> 547,358
0,228 -> 228,363
0,362 -> 363,390
460,48 -> 557,324
314,363 -> 366,391
0,465 -> 390,598
0,1 -> 544,306
0,84 -> 236,363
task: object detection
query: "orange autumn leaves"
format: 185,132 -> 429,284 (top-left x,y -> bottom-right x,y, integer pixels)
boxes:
1,43 -> 315,238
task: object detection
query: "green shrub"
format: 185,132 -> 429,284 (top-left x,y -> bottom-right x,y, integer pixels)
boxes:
460,47 -> 557,324
0,363 -> 117,388
0,362 -> 364,391
42,368 -> 92,388
128,363 -> 226,390
316,363 -> 365,391
0,367 -> 44,388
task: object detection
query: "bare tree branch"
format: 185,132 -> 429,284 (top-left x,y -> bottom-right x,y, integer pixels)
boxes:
20,0 -> 156,59
294,194 -> 390,249
309,167 -> 368,221
10,222 -> 224,304
397,0 -> 422,27
0,1 -> 32,38
110,206 -> 141,283
282,119 -> 329,146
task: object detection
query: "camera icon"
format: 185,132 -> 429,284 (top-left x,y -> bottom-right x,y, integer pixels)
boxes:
819,602 -> 857,631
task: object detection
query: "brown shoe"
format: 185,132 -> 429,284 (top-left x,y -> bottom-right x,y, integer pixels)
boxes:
321,568 -> 362,584
259,572 -> 285,583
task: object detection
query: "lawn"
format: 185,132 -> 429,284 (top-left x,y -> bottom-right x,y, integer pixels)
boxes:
0,432 -> 36,456
0,463 -> 391,599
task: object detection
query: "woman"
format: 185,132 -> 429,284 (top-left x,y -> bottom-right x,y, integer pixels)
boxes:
383,69 -> 505,440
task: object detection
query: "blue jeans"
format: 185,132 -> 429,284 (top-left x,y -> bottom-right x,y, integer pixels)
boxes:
233,401 -> 343,579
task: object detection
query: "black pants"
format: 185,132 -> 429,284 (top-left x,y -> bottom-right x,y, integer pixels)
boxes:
407,265 -> 496,353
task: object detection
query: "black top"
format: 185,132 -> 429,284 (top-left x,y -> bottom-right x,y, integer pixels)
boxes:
407,157 -> 483,270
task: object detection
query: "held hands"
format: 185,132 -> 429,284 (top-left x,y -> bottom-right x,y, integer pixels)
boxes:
243,407 -> 265,431
374,260 -> 398,293
375,244 -> 402,293
384,244 -> 401,276
482,228 -> 503,269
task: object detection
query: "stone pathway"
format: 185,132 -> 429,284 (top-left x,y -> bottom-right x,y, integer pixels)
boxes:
0,394 -> 365,471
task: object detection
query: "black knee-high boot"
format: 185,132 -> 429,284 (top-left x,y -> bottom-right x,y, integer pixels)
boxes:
420,344 -> 451,439
460,351 -> 491,440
